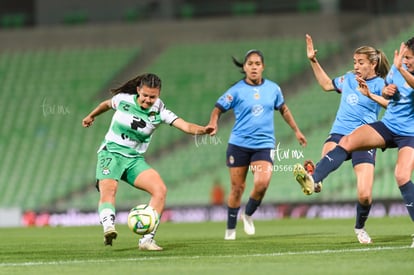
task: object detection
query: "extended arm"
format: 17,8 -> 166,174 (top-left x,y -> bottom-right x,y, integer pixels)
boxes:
306,34 -> 335,91
206,107 -> 222,136
279,104 -> 307,147
82,99 -> 112,127
172,118 -> 214,135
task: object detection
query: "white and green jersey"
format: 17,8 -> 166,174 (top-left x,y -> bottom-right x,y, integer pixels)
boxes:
99,93 -> 178,157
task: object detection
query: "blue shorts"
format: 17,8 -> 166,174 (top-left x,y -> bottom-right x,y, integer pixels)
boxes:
369,121 -> 414,149
325,133 -> 376,166
226,143 -> 274,167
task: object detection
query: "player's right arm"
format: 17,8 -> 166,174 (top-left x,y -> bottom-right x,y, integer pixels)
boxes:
306,34 -> 335,91
207,107 -> 222,136
82,99 -> 112,127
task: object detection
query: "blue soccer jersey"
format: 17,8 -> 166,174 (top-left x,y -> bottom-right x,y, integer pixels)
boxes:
215,79 -> 284,149
381,65 -> 414,136
331,71 -> 385,135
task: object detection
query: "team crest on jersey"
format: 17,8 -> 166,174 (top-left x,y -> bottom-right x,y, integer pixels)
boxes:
346,93 -> 358,105
251,104 -> 264,116
148,111 -> 157,122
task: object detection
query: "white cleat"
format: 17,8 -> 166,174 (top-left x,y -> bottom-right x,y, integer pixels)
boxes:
241,213 -> 255,235
103,226 -> 118,246
354,228 -> 372,244
224,229 -> 236,240
138,238 -> 163,251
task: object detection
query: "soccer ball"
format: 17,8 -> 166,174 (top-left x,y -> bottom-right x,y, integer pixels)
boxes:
127,204 -> 158,235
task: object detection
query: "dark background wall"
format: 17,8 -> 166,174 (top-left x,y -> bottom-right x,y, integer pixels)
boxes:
1,0 -> 414,28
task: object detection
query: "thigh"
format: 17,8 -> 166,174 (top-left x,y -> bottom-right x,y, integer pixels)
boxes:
340,124 -> 385,151
133,168 -> 165,194
123,155 -> 152,186
229,166 -> 249,185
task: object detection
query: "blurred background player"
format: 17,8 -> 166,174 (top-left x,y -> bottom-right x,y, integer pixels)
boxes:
208,49 -> 307,240
297,34 -> 390,243
294,38 -> 414,248
82,73 -> 212,250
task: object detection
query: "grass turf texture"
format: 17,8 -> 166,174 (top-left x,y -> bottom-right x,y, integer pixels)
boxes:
1,217 -> 413,274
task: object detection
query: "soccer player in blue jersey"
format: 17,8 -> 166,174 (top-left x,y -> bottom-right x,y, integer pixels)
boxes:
82,73 -> 213,250
207,49 -> 307,240
294,37 -> 414,247
297,34 -> 390,244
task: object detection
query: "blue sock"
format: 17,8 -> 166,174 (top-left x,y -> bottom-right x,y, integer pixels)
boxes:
399,181 -> 414,221
313,145 -> 349,183
245,197 -> 261,216
227,207 -> 240,229
355,202 -> 371,229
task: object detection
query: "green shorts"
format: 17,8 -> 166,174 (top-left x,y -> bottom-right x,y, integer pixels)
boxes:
96,149 -> 151,186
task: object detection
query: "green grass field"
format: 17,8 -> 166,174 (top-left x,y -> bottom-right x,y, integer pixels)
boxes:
1,217 -> 413,275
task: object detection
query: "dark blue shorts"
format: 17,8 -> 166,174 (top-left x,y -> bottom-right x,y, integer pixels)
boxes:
368,121 -> 414,149
226,143 -> 274,167
325,133 -> 376,166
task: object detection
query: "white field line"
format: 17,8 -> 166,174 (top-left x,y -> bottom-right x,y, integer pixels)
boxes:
1,245 -> 411,267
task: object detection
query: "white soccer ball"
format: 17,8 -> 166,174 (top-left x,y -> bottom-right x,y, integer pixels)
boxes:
127,204 -> 159,235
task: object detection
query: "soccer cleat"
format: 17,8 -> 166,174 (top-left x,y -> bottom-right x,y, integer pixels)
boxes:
224,229 -> 236,240
354,228 -> 372,244
138,238 -> 163,251
304,160 -> 323,193
293,163 -> 314,195
103,226 -> 118,246
411,234 -> 414,248
241,213 -> 255,235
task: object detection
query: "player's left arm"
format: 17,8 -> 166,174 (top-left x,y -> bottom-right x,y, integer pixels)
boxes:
356,76 -> 389,108
172,118 -> 214,135
278,104 -> 307,147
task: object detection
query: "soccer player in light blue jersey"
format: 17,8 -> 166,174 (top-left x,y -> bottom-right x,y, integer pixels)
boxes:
83,73 -> 213,250
208,49 -> 307,240
297,34 -> 390,244
294,37 -> 414,248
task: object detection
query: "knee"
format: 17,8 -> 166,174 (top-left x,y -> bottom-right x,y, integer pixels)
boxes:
151,183 -> 167,201
358,193 -> 371,205
394,168 -> 410,186
230,183 -> 245,199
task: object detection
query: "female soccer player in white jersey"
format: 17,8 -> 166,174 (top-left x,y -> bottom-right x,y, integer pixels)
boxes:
297,34 -> 390,244
207,49 -> 307,240
295,37 -> 414,247
82,73 -> 213,250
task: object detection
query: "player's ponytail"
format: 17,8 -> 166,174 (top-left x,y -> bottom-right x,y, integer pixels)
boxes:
110,73 -> 162,95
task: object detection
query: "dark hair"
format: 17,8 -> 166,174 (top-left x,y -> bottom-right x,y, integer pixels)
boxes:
354,46 -> 390,78
110,73 -> 162,95
406,37 -> 414,53
232,49 -> 265,73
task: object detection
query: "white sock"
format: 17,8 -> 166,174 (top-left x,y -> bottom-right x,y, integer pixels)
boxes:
99,208 -> 115,231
